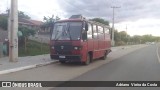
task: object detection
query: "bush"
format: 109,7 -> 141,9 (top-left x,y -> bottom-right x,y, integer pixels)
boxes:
18,40 -> 49,56
0,15 -> 8,30
18,26 -> 36,47
116,41 -> 126,46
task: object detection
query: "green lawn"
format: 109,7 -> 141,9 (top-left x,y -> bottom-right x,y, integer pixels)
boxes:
19,40 -> 50,57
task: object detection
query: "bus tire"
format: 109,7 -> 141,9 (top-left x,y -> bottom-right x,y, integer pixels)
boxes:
84,54 -> 91,65
102,51 -> 107,60
60,61 -> 66,64
50,55 -> 54,60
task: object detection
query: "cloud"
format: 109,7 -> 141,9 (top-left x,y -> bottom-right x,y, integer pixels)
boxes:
56,0 -> 160,22
116,18 -> 160,36
0,0 -> 9,13
1,0 -> 160,22
1,0 -> 160,36
0,0 -> 62,20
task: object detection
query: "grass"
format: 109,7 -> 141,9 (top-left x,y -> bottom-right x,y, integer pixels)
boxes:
19,40 -> 50,57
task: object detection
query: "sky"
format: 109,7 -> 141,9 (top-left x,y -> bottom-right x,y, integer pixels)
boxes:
0,0 -> 160,36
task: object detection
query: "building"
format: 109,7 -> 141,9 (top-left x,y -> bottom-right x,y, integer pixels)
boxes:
0,14 -> 43,32
18,18 -> 43,32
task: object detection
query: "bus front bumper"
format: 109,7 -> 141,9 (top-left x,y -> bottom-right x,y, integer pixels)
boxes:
50,55 -> 82,62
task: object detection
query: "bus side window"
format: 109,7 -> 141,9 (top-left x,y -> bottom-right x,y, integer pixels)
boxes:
97,26 -> 104,40
98,26 -> 103,34
104,27 -> 110,39
87,23 -> 93,39
93,25 -> 98,39
104,27 -> 109,34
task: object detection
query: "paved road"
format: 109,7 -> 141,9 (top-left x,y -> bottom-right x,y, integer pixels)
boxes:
50,44 -> 160,90
73,45 -> 160,81
0,45 -> 146,81
1,44 -> 157,90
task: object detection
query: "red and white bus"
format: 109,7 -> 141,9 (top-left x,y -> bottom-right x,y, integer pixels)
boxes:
50,15 -> 111,65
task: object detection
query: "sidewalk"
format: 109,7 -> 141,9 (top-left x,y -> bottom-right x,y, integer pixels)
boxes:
111,44 -> 144,51
0,54 -> 58,75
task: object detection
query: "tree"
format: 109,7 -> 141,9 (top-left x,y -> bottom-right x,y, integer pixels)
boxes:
18,26 -> 35,37
114,30 -> 131,46
90,18 -> 109,25
118,31 -> 128,42
41,15 -> 60,32
0,15 -> 8,30
18,26 -> 36,51
6,10 -> 31,19
0,11 -> 31,30
18,11 -> 31,19
141,35 -> 152,43
131,35 -> 142,44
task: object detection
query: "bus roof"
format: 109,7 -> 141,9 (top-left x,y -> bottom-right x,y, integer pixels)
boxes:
56,19 -> 84,23
56,19 -> 110,28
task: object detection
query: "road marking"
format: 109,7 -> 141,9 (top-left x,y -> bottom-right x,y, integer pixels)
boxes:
156,44 -> 160,63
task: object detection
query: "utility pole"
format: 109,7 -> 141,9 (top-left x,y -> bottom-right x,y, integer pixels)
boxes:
8,0 -> 18,62
111,6 -> 120,46
126,24 -> 128,38
126,24 -> 128,44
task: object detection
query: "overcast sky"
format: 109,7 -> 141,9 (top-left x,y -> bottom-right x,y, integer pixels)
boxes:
0,0 -> 160,36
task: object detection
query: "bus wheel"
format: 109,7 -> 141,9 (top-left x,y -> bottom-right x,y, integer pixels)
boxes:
60,61 -> 66,64
102,51 -> 107,60
50,55 -> 54,60
84,54 -> 90,65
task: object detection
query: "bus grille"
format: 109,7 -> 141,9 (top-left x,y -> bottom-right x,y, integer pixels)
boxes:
56,50 -> 72,55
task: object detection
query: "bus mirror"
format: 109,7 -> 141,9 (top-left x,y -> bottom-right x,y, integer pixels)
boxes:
82,30 -> 87,41
109,28 -> 111,34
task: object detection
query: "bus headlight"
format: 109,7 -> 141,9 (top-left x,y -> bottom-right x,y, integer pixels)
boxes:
74,47 -> 78,50
74,46 -> 82,50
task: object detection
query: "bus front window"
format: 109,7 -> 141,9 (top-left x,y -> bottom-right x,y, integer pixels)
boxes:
51,22 -> 82,40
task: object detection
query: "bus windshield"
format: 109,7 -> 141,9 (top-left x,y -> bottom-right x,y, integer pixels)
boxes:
51,22 -> 82,40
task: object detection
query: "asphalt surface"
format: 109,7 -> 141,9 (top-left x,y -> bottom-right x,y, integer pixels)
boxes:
0,45 -> 146,81
51,44 -> 160,90
0,44 -> 159,90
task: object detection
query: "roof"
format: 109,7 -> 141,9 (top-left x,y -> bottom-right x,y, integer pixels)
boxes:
18,18 -> 43,26
29,20 -> 43,26
0,14 -> 43,26
18,18 -> 34,25
56,19 -> 110,28
56,19 -> 84,22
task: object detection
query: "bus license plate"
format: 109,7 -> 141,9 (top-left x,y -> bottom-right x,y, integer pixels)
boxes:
59,56 -> 65,58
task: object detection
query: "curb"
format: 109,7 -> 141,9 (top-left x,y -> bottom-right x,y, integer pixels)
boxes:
0,60 -> 58,75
